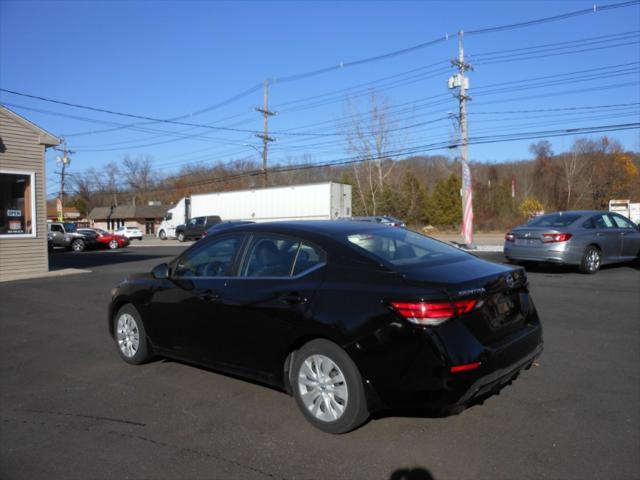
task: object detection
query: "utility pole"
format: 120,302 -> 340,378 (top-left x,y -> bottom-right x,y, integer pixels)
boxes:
448,31 -> 475,249
254,79 -> 276,187
54,140 -> 73,222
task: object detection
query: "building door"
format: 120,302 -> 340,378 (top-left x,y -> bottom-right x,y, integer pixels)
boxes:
145,219 -> 155,235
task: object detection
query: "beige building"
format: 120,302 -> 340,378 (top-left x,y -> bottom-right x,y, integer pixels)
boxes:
87,204 -> 168,235
0,106 -> 60,281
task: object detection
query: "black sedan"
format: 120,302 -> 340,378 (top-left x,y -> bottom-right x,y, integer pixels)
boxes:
109,221 -> 543,433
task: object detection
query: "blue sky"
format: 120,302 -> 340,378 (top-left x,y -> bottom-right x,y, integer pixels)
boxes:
0,0 -> 639,196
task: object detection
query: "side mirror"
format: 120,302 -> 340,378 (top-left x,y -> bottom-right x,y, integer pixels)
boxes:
151,263 -> 170,280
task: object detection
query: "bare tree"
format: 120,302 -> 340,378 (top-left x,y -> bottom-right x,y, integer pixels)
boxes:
345,90 -> 400,215
560,151 -> 582,209
122,155 -> 156,203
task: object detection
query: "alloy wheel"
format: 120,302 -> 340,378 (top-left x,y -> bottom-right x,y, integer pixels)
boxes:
297,354 -> 348,422
116,313 -> 140,358
586,249 -> 601,272
72,240 -> 84,252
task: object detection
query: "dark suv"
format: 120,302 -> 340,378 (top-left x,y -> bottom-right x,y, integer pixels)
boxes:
176,216 -> 221,242
48,222 -> 97,252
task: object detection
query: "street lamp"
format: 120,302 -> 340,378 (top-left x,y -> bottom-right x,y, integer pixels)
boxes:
243,144 -> 266,187
243,144 -> 262,156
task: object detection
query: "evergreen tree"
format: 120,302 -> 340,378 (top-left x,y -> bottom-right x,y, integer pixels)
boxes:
428,173 -> 462,227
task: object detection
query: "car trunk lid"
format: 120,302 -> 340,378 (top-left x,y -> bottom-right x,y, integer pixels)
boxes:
399,256 -> 530,344
510,226 -> 567,247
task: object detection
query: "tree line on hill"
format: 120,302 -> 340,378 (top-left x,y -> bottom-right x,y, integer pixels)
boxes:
67,134 -> 639,231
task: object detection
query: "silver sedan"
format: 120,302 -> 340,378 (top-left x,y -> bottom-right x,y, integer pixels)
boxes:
504,210 -> 640,273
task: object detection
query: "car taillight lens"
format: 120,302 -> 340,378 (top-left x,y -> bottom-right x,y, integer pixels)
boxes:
390,299 -> 478,326
450,362 -> 482,373
505,232 -> 515,242
542,233 -> 572,243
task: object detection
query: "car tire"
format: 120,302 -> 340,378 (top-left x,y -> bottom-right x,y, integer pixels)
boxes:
159,230 -> 167,240
71,239 -> 86,252
113,304 -> 154,365
291,339 -> 369,434
177,232 -> 185,242
108,239 -> 119,249
580,246 -> 601,274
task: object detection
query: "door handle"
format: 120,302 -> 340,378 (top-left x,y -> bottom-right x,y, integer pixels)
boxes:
198,290 -> 220,302
279,292 -> 307,305
596,233 -> 602,237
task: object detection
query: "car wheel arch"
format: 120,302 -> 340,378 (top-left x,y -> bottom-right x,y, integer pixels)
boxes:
586,243 -> 603,258
282,334 -> 347,395
109,299 -> 145,338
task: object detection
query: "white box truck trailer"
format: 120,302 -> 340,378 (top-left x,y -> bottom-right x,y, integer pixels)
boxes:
157,182 -> 352,239
609,199 -> 640,224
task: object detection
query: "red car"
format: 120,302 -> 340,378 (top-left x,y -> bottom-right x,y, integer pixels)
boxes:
79,228 -> 130,249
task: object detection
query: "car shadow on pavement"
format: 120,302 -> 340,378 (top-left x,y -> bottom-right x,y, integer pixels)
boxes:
389,468 -> 435,480
49,250 -> 172,270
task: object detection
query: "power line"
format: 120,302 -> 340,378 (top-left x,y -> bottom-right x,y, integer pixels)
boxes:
1,8 -> 636,155
270,1 -> 638,83
470,30 -> 639,58
83,122 -> 639,196
0,88 -> 352,138
7,60 -> 635,153
1,1 -> 636,168
465,0 -> 639,35
470,102 -> 640,115
475,39 -> 640,66
272,61 -> 449,109
55,82 -> 264,139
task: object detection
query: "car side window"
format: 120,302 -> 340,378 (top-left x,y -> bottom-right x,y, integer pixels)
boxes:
174,235 -> 242,278
292,242 -> 326,276
50,225 -> 63,233
582,218 -> 594,229
592,214 -> 615,229
242,235 -> 300,278
610,214 -> 635,229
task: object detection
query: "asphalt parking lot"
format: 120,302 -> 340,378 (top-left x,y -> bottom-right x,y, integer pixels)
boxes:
1,246 -> 639,480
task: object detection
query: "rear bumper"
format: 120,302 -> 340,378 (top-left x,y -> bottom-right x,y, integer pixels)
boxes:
503,242 -> 582,264
455,343 -> 542,405
350,310 -> 543,412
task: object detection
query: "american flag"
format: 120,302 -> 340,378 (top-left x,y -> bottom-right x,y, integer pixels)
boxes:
461,160 -> 473,246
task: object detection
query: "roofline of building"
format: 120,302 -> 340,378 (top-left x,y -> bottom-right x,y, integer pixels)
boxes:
0,106 -> 61,147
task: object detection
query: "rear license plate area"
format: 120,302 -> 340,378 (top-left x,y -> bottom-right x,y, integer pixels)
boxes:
515,238 -> 538,246
485,292 -> 521,330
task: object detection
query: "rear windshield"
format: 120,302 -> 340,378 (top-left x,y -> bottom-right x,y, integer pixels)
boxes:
345,228 -> 466,266
526,213 -> 581,227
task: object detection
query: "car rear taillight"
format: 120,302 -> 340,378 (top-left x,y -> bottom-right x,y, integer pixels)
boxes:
450,362 -> 482,373
390,299 -> 478,326
505,232 -> 515,242
542,233 -> 572,243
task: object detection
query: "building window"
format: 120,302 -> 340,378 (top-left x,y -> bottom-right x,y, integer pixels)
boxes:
0,171 -> 36,237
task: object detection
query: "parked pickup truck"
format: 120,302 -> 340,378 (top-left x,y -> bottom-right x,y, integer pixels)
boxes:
175,215 -> 221,242
48,222 -> 97,252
